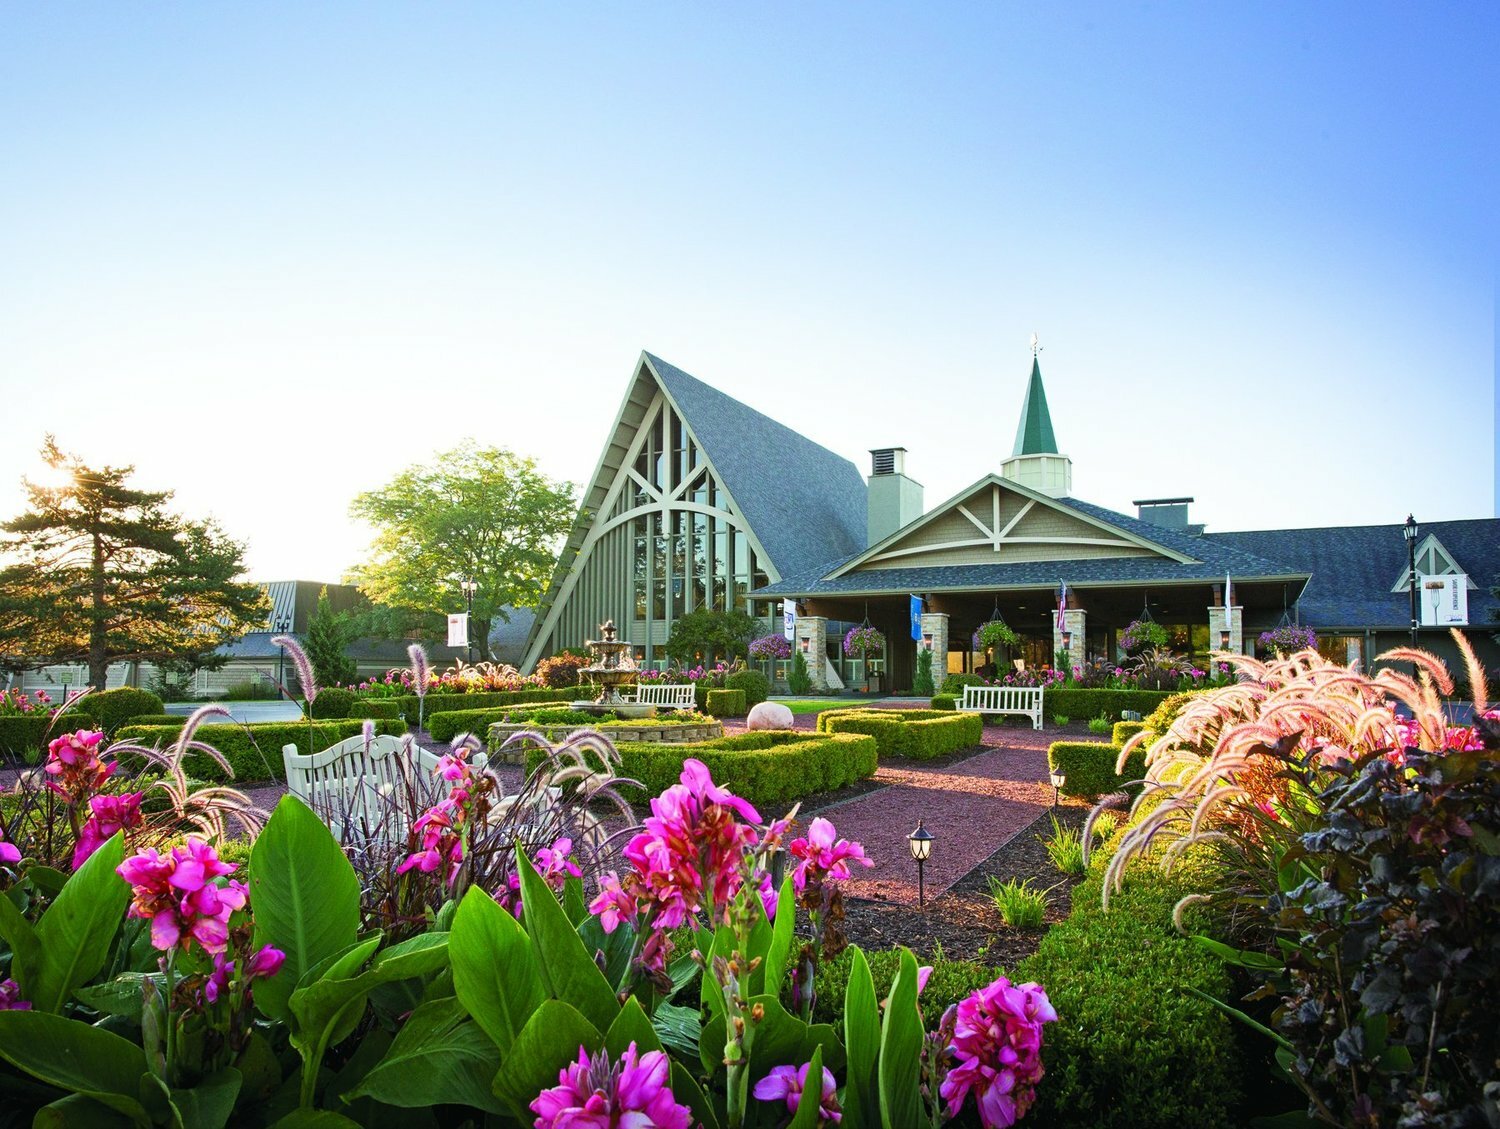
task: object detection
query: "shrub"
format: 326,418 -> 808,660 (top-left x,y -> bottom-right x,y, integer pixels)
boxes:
1051,714 -> 1071,726
929,694 -> 957,711
307,687 -> 356,719
1043,688 -> 1173,722
389,686 -> 574,723
1111,720 -> 1149,746
812,946 -> 997,1028
219,678 -> 280,701
1047,740 -> 1148,799
704,688 -> 746,717
911,646 -> 935,696
534,652 -> 591,688
1016,844 -> 1243,1128
1087,714 -> 1111,734
525,730 -> 878,810
724,669 -> 770,709
988,877 -> 1050,928
0,715 -> 55,763
1140,691 -> 1200,734
939,672 -> 986,695
815,708 -> 982,760
348,699 -> 402,720
787,650 -> 812,694
114,719 -> 406,783
71,687 -> 164,734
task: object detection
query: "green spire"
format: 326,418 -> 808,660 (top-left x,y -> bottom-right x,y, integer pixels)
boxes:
1011,356 -> 1058,456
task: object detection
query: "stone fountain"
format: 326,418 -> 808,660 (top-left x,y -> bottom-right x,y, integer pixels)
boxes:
572,620 -> 656,719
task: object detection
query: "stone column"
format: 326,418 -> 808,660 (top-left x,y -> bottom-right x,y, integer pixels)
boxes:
794,615 -> 830,692
1053,609 -> 1086,670
920,612 -> 949,685
1207,604 -> 1244,654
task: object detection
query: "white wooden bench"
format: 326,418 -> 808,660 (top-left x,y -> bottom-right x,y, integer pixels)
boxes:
955,685 -> 1044,730
633,683 -> 698,710
283,734 -> 489,835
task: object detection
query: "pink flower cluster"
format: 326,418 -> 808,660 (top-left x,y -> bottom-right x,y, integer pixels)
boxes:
45,730 -> 113,803
589,759 -> 772,971
754,1060 -> 842,1123
0,688 -> 52,717
0,978 -> 28,1011
397,749 -> 479,885
940,977 -> 1057,1129
201,944 -> 286,1006
530,1041 -> 692,1129
0,830 -> 20,869
73,791 -> 144,870
496,837 -> 582,918
117,839 -> 248,955
788,817 -> 872,895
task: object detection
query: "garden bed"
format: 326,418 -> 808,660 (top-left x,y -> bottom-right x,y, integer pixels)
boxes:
487,719 -> 724,761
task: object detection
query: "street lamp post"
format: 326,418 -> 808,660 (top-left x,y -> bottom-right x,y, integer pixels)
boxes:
460,579 -> 478,663
272,614 -> 293,700
1403,515 -> 1419,647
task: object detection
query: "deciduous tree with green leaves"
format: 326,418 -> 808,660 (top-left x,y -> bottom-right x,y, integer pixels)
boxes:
348,443 -> 576,656
0,438 -> 268,690
662,608 -> 756,664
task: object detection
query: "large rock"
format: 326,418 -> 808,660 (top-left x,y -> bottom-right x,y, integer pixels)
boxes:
745,701 -> 795,730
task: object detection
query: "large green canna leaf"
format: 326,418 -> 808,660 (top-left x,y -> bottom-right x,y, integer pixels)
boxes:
877,949 -> 924,1129
842,947 -> 880,1128
33,1094 -> 139,1128
250,796 -> 360,1024
451,886 -> 543,1055
787,1044 -> 826,1129
0,889 -> 41,994
345,996 -> 505,1114
604,996 -> 663,1058
516,851 -> 618,1032
169,1067 -> 242,1129
0,1009 -> 151,1124
31,832 -> 129,1013
762,874 -> 797,994
491,998 -> 601,1122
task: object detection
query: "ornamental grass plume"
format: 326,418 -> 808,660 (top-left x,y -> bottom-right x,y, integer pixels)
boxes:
1100,628 -> 1493,909
409,642 -> 431,729
530,1041 -> 692,1129
272,634 -> 318,704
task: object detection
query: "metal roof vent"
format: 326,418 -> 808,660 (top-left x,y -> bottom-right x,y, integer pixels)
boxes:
870,447 -> 906,476
1134,497 -> 1194,530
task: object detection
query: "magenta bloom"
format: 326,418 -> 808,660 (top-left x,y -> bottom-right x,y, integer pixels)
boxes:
117,839 -> 248,955
535,837 -> 582,887
202,944 -> 285,1005
940,976 -> 1058,1129
753,1061 -> 842,1123
45,730 -> 113,802
72,790 -> 145,870
787,817 -> 873,894
0,832 -> 20,868
396,799 -> 465,883
530,1041 -> 691,1129
0,979 -> 29,1011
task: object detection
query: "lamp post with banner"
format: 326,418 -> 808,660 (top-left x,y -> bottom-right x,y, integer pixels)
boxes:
460,579 -> 478,662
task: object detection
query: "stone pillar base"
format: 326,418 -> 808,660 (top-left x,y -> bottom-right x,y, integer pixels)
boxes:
1208,605 -> 1244,655
1053,609 -> 1086,670
794,616 -> 830,692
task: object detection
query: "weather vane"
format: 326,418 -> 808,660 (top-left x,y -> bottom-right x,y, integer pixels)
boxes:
1030,331 -> 1041,357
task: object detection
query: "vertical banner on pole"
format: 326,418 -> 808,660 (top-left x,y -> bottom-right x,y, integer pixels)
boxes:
447,614 -> 469,648
781,600 -> 797,641
909,595 -> 923,641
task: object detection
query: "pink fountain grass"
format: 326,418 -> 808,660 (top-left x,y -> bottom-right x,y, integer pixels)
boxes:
271,635 -> 318,703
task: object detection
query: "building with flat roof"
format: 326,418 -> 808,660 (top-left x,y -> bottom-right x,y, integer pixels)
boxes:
526,351 -> 1499,691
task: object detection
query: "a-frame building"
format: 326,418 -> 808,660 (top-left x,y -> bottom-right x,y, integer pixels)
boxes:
521,353 -> 867,667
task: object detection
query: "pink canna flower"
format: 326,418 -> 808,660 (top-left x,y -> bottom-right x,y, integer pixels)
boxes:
535,837 -> 582,888
396,800 -> 466,883
45,730 -> 113,803
530,1041 -> 692,1129
787,817 -> 873,894
117,839 -> 248,956
1,832 -> 20,868
753,1060 -> 842,1123
72,791 -> 145,870
0,978 -> 30,1011
588,871 -> 639,933
940,976 -> 1057,1129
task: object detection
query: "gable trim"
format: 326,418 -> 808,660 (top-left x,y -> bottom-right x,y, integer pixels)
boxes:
1391,533 -> 1479,592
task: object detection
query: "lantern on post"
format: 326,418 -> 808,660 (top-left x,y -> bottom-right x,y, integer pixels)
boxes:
1049,769 -> 1066,808
907,820 -> 935,909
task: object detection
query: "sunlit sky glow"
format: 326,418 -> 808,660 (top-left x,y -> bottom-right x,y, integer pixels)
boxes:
1,4 -> 1495,583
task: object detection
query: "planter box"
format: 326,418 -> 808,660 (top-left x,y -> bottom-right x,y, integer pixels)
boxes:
486,720 -> 725,762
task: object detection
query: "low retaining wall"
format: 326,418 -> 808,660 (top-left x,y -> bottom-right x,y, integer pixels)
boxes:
486,720 -> 725,762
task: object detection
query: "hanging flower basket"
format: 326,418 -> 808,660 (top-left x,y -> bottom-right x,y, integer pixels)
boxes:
973,620 -> 1020,652
1119,618 -> 1169,656
842,625 -> 885,658
1259,624 -> 1317,655
748,634 -> 792,660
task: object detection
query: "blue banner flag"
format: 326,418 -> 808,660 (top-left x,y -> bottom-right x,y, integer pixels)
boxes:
910,595 -> 923,641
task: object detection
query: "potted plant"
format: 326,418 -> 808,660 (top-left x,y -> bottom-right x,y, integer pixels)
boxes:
842,625 -> 886,693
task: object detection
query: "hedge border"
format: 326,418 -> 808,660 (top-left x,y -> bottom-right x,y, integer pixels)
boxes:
815,708 -> 982,761
115,719 -> 407,784
524,730 -> 878,810
704,689 -> 747,718
1046,740 -> 1149,799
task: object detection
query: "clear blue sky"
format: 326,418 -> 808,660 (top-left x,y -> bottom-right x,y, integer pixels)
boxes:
1,3 -> 1494,581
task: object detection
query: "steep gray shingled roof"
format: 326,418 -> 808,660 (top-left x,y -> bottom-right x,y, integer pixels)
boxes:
645,354 -> 868,580
1208,519 -> 1500,629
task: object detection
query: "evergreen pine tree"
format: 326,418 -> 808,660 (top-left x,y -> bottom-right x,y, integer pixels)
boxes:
304,587 -> 358,689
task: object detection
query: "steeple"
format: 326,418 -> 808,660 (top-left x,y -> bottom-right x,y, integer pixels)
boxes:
1012,355 -> 1059,456
1000,342 -> 1073,498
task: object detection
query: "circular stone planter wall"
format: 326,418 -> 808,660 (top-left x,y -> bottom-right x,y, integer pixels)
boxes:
486,721 -> 725,762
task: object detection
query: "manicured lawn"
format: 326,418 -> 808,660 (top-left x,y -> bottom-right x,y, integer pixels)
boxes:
772,698 -> 865,714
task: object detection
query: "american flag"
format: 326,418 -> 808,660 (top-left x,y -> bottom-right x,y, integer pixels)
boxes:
1055,581 -> 1067,632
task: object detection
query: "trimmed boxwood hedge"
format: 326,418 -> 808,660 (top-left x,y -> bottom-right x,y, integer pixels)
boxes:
724,670 -> 770,709
1047,740 -> 1148,799
307,688 -> 357,719
70,687 -> 166,734
394,686 -> 575,723
524,730 -> 878,810
938,673 -> 987,694
115,719 -> 407,784
1042,688 -> 1173,721
704,688 -> 747,718
929,693 -> 957,711
348,700 -> 402,720
1111,720 -> 1150,746
1016,839 -> 1244,1127
815,708 -> 982,760
0,716 -> 55,763
812,946 -> 997,1028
